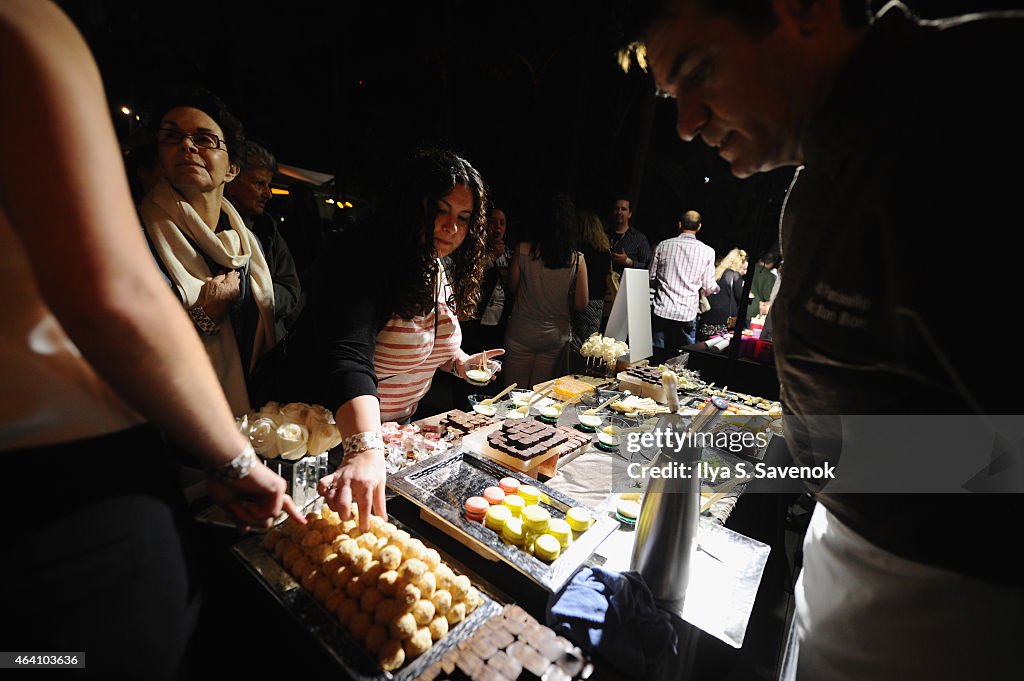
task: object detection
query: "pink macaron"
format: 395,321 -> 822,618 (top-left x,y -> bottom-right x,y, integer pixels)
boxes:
498,477 -> 520,495
483,486 -> 506,505
465,496 -> 490,522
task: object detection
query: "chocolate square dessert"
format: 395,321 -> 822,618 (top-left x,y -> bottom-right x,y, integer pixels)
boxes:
441,409 -> 495,436
487,419 -> 570,461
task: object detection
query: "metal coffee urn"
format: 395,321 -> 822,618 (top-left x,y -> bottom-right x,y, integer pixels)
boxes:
630,373 -> 729,609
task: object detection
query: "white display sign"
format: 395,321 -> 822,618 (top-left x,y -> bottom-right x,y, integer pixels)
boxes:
604,267 -> 653,362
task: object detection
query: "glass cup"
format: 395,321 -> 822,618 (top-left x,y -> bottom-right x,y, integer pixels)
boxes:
536,401 -> 564,423
574,404 -> 606,432
467,394 -> 503,418
465,359 -> 501,387
506,390 -> 535,419
595,415 -> 628,451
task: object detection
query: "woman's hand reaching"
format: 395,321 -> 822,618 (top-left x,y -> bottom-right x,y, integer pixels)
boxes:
318,448 -> 387,531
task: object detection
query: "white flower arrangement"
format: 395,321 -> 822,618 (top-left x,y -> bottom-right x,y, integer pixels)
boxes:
579,333 -> 629,370
236,401 -> 342,461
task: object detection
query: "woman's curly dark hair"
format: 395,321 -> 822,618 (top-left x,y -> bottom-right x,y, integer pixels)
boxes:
383,149 -> 488,321
147,85 -> 246,164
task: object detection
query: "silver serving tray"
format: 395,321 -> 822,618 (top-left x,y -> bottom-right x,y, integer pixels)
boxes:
232,520 -> 503,681
387,447 -> 618,593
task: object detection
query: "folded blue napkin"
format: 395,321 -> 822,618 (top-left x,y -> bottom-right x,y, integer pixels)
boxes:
547,566 -> 678,677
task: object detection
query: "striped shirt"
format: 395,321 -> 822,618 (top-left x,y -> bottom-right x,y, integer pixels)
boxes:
374,264 -> 462,421
649,233 -> 719,322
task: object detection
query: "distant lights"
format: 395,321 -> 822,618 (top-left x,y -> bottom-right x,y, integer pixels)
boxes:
270,188 -> 290,196
703,176 -> 710,184
120,106 -> 131,115
344,201 -> 353,208
325,198 -> 335,205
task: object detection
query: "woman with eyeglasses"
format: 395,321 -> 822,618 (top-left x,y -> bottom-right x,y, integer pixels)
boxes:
140,88 -> 276,416
283,149 -> 501,530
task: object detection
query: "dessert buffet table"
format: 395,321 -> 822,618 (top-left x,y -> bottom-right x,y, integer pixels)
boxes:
228,369 -> 778,679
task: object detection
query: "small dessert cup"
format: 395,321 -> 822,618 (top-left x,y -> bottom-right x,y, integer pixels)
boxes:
595,415 -> 628,452
467,394 -> 503,418
574,405 -> 606,433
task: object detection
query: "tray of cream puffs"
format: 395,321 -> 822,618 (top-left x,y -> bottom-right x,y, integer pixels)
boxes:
233,504 -> 502,679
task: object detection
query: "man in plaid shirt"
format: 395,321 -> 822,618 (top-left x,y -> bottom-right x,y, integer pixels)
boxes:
649,210 -> 718,354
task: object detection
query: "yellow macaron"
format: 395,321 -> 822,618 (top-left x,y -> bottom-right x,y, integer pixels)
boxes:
501,517 -> 525,546
517,485 -> 541,506
547,519 -> 573,548
485,504 -> 513,533
565,507 -> 594,533
502,494 -> 525,517
521,505 -> 551,535
533,533 -> 562,562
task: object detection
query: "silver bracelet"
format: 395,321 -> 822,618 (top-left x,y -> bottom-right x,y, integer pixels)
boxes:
342,431 -> 385,458
189,304 -> 220,335
208,444 -> 257,482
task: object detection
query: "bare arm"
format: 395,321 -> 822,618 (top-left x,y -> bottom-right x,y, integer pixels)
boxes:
574,254 -> 589,312
0,0 -> 300,528
507,243 -> 528,293
317,395 -> 388,532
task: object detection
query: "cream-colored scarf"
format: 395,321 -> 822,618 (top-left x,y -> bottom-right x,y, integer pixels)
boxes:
140,178 -> 275,415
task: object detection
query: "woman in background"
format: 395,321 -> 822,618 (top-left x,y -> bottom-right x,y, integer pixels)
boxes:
698,247 -> 747,341
454,206 -> 511,403
502,195 -> 588,387
571,210 -> 611,344
140,87 -> 276,415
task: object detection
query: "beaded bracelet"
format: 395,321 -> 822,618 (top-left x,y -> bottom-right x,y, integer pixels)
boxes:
342,431 -> 385,458
208,444 -> 256,482
189,304 -> 220,335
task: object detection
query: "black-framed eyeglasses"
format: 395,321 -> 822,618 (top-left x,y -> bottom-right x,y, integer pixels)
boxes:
156,128 -> 226,150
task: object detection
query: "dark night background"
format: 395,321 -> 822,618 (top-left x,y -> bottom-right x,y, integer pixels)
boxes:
60,0 -> 1022,260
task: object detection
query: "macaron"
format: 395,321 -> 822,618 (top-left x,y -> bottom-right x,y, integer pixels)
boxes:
533,534 -> 561,562
521,504 -> 551,535
547,519 -> 573,549
498,477 -> 521,495
566,507 -> 594,533
615,499 -> 641,525
464,496 -> 489,523
482,486 -> 506,505
485,504 -> 513,533
517,485 -> 541,506
501,517 -> 525,546
502,494 -> 525,517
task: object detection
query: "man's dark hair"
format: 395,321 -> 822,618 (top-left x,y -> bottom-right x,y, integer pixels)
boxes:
148,86 -> 246,163
238,141 -> 278,175
623,0 -> 869,44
